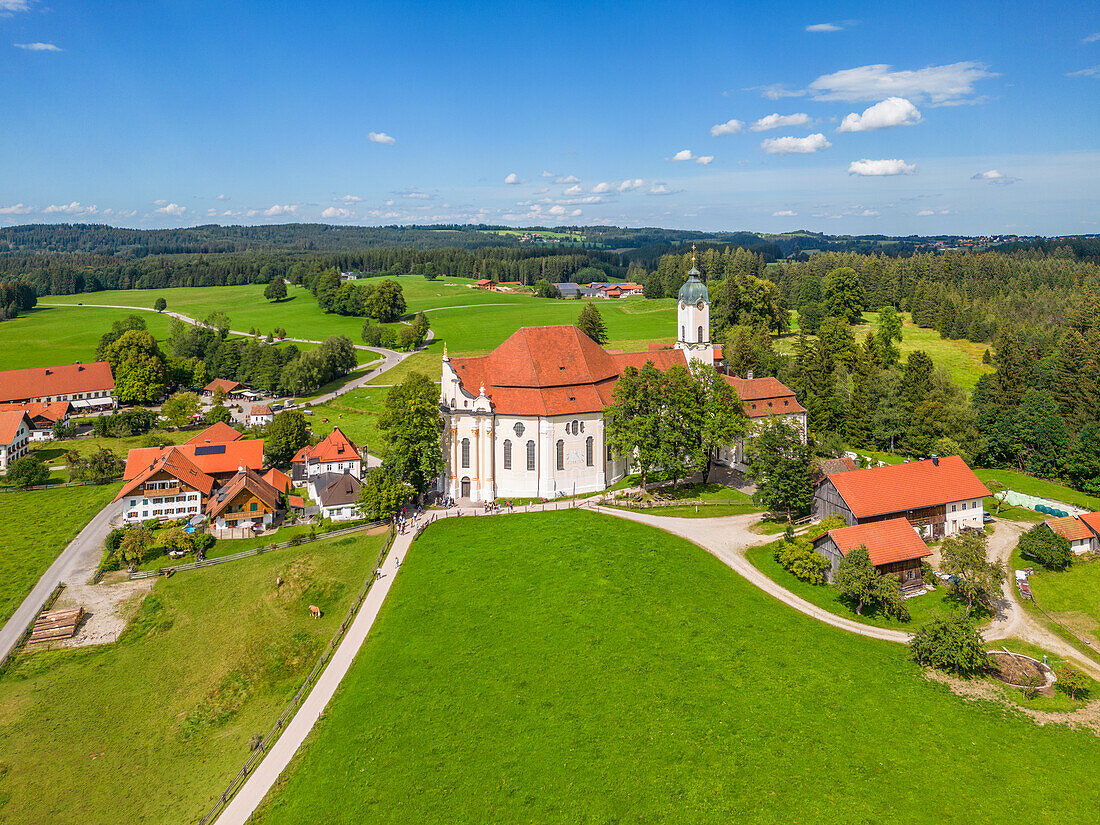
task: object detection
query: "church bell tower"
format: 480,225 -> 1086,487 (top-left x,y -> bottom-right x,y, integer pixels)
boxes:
674,244 -> 713,366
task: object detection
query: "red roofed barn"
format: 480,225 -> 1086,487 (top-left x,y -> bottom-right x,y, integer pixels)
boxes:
813,517 -> 933,591
0,361 -> 115,409
813,455 -> 990,539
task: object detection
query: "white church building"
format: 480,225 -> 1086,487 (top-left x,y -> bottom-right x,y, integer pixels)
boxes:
440,259 -> 804,502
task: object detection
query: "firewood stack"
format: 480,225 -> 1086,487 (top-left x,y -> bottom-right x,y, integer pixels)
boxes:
28,607 -> 85,644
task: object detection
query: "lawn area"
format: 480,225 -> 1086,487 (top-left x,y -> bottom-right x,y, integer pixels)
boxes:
365,341 -> 443,386
976,468 -> 1100,512
0,531 -> 387,825
1012,545 -> 1100,650
0,483 -> 119,624
607,483 -> 763,518
0,305 -> 176,370
744,539 -> 976,631
256,511 -> 1100,824
305,386 -> 392,453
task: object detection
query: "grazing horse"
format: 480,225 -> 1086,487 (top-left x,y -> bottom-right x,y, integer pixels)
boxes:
308,605 -> 322,619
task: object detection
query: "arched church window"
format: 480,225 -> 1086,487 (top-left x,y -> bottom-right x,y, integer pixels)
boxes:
503,439 -> 512,470
513,421 -> 525,437
556,439 -> 564,470
461,438 -> 470,468
586,436 -> 594,467
681,325 -> 685,340
697,325 -> 704,343
526,440 -> 536,471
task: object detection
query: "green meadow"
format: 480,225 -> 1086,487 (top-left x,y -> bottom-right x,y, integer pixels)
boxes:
256,511 -> 1100,825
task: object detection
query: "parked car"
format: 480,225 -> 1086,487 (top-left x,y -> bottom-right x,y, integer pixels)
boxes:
983,512 -> 994,523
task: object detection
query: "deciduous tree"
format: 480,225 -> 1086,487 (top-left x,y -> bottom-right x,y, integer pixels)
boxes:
264,277 -> 288,302
745,419 -> 814,520
162,391 -> 201,429
379,372 -> 444,495
265,410 -> 310,467
909,615 -> 990,675
940,530 -> 1006,614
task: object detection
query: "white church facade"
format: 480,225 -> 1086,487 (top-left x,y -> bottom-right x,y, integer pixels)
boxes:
440,259 -> 805,502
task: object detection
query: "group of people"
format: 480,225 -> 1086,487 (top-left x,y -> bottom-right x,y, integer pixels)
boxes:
394,504 -> 425,535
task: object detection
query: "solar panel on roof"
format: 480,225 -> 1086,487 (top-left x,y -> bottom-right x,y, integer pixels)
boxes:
194,444 -> 226,455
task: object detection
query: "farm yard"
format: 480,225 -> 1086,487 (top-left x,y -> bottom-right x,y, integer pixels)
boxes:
0,531 -> 387,825
254,512 -> 1100,825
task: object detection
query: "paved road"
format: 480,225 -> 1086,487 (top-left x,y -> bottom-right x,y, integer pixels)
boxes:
0,500 -> 123,663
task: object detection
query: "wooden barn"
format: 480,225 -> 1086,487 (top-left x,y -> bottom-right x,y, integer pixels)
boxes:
813,518 -> 932,591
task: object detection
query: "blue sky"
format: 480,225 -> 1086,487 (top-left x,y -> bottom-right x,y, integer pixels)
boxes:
1,0 -> 1097,234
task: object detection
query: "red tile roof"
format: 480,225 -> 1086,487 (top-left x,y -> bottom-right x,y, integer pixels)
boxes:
723,375 -> 807,418
0,401 -> 71,424
115,448 -> 215,501
262,467 -> 292,493
1079,512 -> 1100,538
205,467 -> 281,518
204,378 -> 242,393
294,427 -> 362,465
826,456 -> 990,519
185,421 -> 243,445
1045,516 -> 1096,542
250,404 -> 273,416
0,410 -> 31,444
447,326 -> 687,416
124,439 -> 265,479
0,361 -> 114,404
821,517 -> 932,567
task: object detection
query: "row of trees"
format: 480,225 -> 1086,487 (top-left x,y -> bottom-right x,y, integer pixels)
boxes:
0,278 -> 36,321
311,270 -> 408,321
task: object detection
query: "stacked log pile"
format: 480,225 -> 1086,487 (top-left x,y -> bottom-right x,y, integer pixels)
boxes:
28,607 -> 84,644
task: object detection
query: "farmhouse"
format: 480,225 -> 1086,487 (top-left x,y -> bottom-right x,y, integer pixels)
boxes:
114,448 -> 214,523
0,410 -> 32,473
0,361 -> 115,409
0,401 -> 71,441
813,455 -> 990,539
813,517 -> 933,591
311,471 -> 363,521
205,467 -> 282,530
247,404 -> 274,427
1042,515 -> 1099,555
203,378 -> 244,397
291,427 -> 363,482
715,373 -> 807,471
185,421 -> 242,445
124,438 -> 265,485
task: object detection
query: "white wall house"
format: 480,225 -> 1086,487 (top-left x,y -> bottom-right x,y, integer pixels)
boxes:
0,411 -> 32,473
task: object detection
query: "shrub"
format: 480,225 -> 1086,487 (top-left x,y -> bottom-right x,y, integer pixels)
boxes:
5,455 -> 48,488
909,615 -> 990,675
1017,524 -> 1073,571
773,539 -> 830,585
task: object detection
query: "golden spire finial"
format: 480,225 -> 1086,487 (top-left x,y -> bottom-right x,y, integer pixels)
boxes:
691,242 -> 696,268
443,342 -> 448,360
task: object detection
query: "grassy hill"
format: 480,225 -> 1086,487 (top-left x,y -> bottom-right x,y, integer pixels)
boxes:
255,511 -> 1100,824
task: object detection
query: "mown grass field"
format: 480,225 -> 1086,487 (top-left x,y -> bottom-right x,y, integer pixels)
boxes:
744,539 -> 976,630
1012,544 -> 1100,650
305,386 -> 393,455
0,305 -> 176,370
976,468 -> 1100,512
0,531 -> 387,825
45,279 -> 677,357
256,511 -> 1100,824
0,484 -> 120,624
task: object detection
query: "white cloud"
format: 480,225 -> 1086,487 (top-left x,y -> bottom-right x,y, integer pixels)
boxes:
556,174 -> 580,183
772,209 -> 797,216
1083,32 -> 1100,43
618,178 -> 644,192
847,158 -> 916,176
752,112 -> 812,131
533,187 -> 549,195
263,204 -> 297,216
0,1 -> 32,13
971,169 -> 1019,184
402,191 -> 430,199
591,182 -> 612,193
647,183 -> 677,195
563,184 -> 583,195
696,155 -> 714,165
0,203 -> 33,214
367,131 -> 395,145
809,62 -> 996,105
837,97 -> 922,132
749,83 -> 807,100
670,149 -> 695,161
918,209 -> 935,216
540,170 -> 555,178
548,205 -> 567,216
858,209 -> 879,216
504,172 -> 522,184
216,193 -> 230,201
42,202 -> 97,215
1067,65 -> 1100,78
334,194 -> 361,203
321,206 -> 353,219
14,42 -> 61,51
710,119 -> 744,136
760,133 -> 831,155
154,202 -> 187,216
805,23 -> 842,32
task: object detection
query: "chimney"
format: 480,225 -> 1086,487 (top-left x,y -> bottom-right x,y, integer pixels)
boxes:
746,370 -> 754,380
44,369 -> 51,375
932,455 -> 939,467
78,365 -> 84,371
